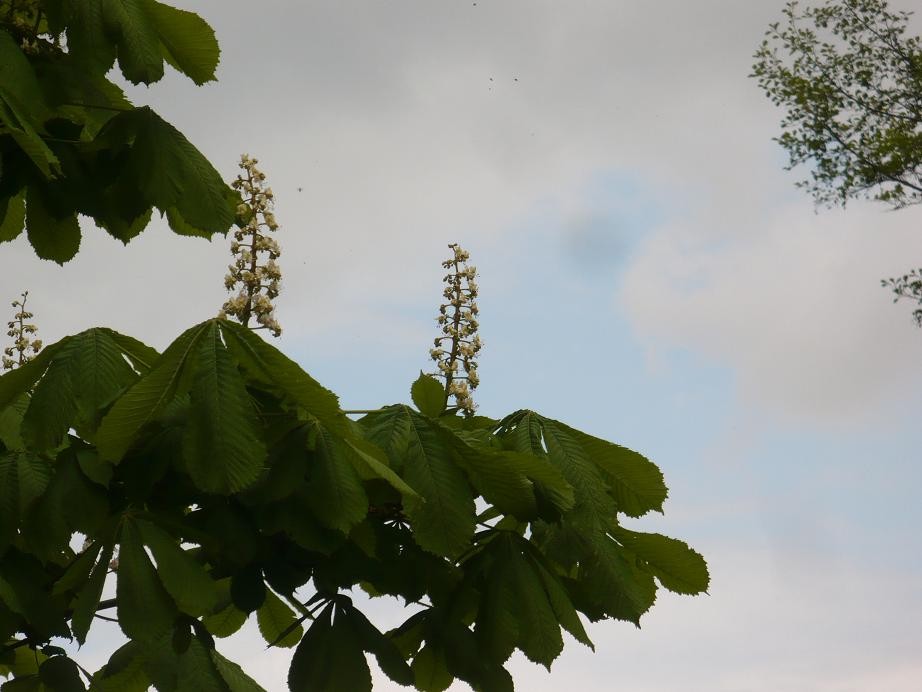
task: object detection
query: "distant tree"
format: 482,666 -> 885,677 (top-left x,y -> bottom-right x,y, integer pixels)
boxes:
752,0 -> 922,209
753,0 -> 922,325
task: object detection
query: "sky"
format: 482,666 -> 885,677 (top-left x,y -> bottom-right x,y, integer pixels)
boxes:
4,1 -> 922,690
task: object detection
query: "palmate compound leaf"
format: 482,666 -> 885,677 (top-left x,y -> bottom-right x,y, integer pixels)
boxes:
304,423 -> 367,534
116,520 -> 177,643
472,535 -> 568,669
611,526 -> 710,595
578,532 -> 658,626
288,603 -> 372,692
220,321 -> 347,436
89,641 -> 150,692
136,518 -> 221,616
440,424 -> 574,521
359,406 -> 475,559
147,0 -> 221,85
210,651 -> 266,692
555,421 -> 668,517
21,329 -> 142,450
181,321 -> 267,494
69,543 -> 114,645
502,412 -> 668,519
339,601 -> 414,686
511,412 -> 617,535
97,321 -> 209,462
98,0 -> 165,85
0,191 -> 26,243
38,656 -> 84,692
142,631 -> 227,692
95,106 -> 233,234
256,587 -> 303,648
25,187 -> 80,264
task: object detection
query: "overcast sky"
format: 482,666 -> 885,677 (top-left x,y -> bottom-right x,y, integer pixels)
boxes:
4,1 -> 922,690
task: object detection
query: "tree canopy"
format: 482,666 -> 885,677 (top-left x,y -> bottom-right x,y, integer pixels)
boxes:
752,0 -> 922,209
0,2 -> 708,691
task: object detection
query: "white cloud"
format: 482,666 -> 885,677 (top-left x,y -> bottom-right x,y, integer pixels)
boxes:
619,202 -> 922,425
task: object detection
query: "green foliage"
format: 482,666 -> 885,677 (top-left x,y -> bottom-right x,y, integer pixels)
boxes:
0,1 -> 708,690
882,268 -> 922,326
0,0 -> 233,263
752,0 -> 922,209
0,320 -> 707,690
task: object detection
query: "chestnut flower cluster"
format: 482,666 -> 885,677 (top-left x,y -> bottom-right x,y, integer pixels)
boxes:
219,154 -> 283,337
429,244 -> 482,415
3,291 -> 42,371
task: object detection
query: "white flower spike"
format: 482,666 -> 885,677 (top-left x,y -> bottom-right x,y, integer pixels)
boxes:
429,244 -> 482,415
222,154 -> 283,337
3,291 -> 41,371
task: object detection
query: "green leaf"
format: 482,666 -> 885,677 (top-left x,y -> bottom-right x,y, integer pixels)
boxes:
25,188 -> 80,264
211,651 -> 266,692
97,321 -> 207,462
0,30 -> 47,114
98,207 -> 152,244
124,107 -> 232,231
22,330 -> 143,450
288,604 -> 372,692
0,394 -> 27,450
526,548 -> 593,650
201,580 -> 248,638
0,342 -> 61,411
342,437 -> 420,501
0,452 -> 53,530
90,642 -> 150,692
343,604 -> 414,686
611,527 -> 709,595
148,1 -> 220,85
38,656 -> 85,692
70,544 -> 114,645
103,0 -> 164,85
256,588 -> 302,648
182,322 -> 266,493
411,373 -> 446,418
137,519 -> 220,616
116,519 -> 177,642
506,548 -> 563,668
0,192 -> 25,243
20,347 -> 78,452
402,408 -> 475,559
220,321 -> 347,435
0,91 -> 61,179
305,425 -> 367,533
164,206 -> 212,239
52,543 -> 102,598
411,643 -> 452,692
105,332 -> 160,374
557,421 -> 668,517
537,415 -> 617,533
580,536 -> 657,626
67,1 -> 118,76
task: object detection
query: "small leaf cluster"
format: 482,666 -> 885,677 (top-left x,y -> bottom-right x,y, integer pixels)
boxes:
220,154 -> 282,336
3,292 -> 41,371
882,268 -> 922,326
0,0 -> 237,264
752,0 -> 922,208
429,244 -> 482,415
0,323 -> 708,691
